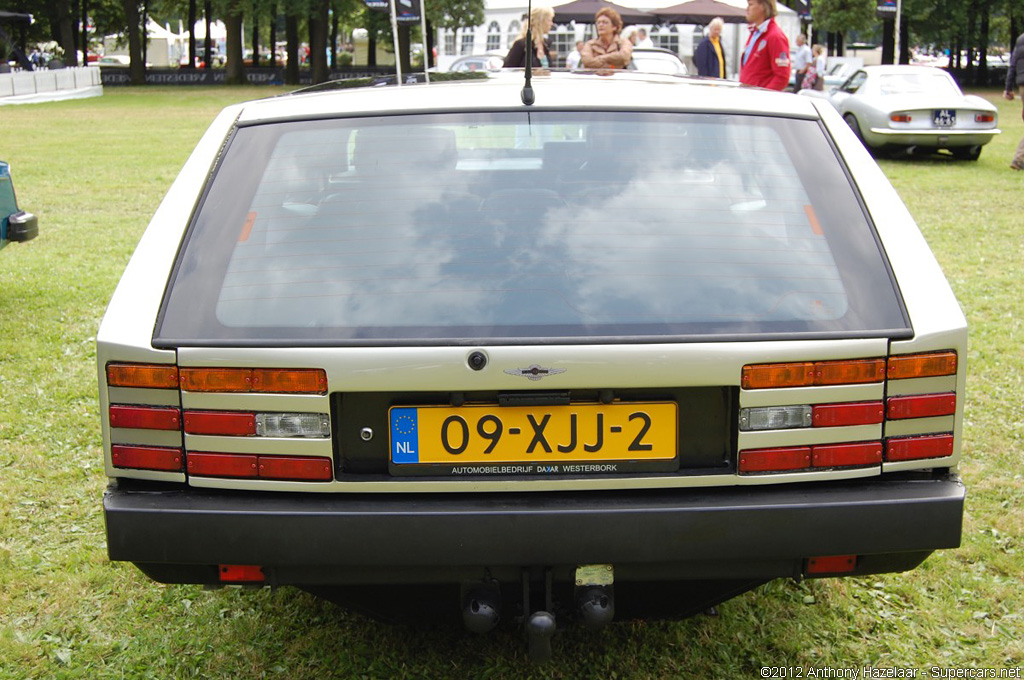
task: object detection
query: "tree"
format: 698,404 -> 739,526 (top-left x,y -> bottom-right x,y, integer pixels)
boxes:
121,0 -> 145,82
813,0 -> 876,54
224,0 -> 245,83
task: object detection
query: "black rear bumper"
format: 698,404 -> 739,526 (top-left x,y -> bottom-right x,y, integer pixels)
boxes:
104,475 -> 964,585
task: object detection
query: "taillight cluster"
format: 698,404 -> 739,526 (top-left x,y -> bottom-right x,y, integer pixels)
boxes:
105,363 -> 333,482
739,351 -> 958,474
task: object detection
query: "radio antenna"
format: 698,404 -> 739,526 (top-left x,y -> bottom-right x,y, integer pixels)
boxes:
521,0 -> 535,105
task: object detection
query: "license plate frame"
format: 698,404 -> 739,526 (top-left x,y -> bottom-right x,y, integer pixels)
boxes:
388,401 -> 679,477
933,109 -> 956,128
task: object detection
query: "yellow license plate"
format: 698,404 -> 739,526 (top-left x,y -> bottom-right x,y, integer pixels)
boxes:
389,402 -> 677,465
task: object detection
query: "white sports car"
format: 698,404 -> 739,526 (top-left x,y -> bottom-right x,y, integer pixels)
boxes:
805,64 -> 1000,160
98,71 -> 967,660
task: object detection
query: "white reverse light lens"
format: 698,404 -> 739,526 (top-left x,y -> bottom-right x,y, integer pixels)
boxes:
255,413 -> 331,438
738,406 -> 812,431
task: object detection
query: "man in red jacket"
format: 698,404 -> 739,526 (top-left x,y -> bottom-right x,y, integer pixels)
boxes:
739,0 -> 791,90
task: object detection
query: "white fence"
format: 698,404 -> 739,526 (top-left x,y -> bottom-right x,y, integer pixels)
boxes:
0,66 -> 103,105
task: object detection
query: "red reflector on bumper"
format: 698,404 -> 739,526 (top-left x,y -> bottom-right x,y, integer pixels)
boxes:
184,410 -> 257,436
219,565 -> 264,582
109,404 -> 181,430
259,456 -> 334,481
111,445 -> 184,472
812,442 -> 882,468
806,555 -> 856,574
886,393 -> 956,419
886,434 -> 954,461
187,452 -> 258,478
739,447 -> 811,472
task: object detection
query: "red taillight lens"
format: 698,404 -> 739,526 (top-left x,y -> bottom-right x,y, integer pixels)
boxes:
187,452 -> 258,478
111,445 -> 184,471
887,351 -> 957,380
219,565 -> 264,582
811,401 -> 884,427
886,393 -> 956,419
258,455 -> 334,481
739,447 -> 811,472
183,411 -> 257,436
107,363 -> 179,389
109,404 -> 181,430
186,452 -> 333,481
890,113 -> 912,123
975,113 -> 995,123
886,434 -> 954,461
806,555 -> 857,574
812,442 -> 882,468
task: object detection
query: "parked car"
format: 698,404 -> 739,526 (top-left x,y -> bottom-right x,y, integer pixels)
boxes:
98,71 -> 966,660
444,53 -> 505,73
628,47 -> 687,75
0,161 -> 38,250
805,64 -> 1000,160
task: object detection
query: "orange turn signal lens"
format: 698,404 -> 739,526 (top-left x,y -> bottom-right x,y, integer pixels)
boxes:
975,114 -> 995,123
741,362 -> 815,389
179,368 -> 253,392
887,351 -> 957,380
742,359 -> 885,389
890,114 -> 912,123
252,369 -> 328,394
107,363 -> 179,389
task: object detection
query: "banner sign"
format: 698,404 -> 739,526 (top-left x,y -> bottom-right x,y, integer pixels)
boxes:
876,1 -> 897,19
395,0 -> 421,24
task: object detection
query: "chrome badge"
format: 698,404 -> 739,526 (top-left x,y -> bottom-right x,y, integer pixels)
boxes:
504,365 -> 566,381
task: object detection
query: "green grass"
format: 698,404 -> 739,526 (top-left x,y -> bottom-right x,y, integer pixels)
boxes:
1,86 -> 1022,679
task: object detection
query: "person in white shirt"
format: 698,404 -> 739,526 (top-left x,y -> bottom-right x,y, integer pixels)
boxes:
792,33 -> 812,90
566,41 -> 584,70
635,28 -> 654,49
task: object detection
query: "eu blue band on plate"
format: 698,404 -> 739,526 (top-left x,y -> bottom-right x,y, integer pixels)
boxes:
390,407 -> 419,463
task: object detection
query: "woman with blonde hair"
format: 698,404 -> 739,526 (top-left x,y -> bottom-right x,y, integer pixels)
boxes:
503,6 -> 556,68
581,7 -> 633,69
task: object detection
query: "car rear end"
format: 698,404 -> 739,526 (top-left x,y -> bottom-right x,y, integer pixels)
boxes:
97,75 -> 966,635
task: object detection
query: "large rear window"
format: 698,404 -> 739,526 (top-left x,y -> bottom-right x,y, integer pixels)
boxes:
156,110 -> 909,345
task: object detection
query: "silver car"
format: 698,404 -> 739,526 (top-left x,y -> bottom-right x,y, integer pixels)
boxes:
807,64 -> 1000,160
98,71 -> 966,659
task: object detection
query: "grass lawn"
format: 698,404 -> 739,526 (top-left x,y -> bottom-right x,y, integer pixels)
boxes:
0,85 -> 1021,679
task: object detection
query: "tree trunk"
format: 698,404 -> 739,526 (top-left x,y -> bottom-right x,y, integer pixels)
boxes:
252,14 -> 259,66
881,18 -> 894,65
398,24 -> 411,74
330,1 -> 338,68
203,0 -> 212,69
122,0 -> 145,84
225,5 -> 245,84
54,0 -> 77,65
978,10 -> 989,86
188,0 -> 196,67
285,12 -> 299,84
269,3 -> 277,66
310,0 -> 329,83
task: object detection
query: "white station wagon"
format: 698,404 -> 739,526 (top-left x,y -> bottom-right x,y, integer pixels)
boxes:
97,71 -> 966,660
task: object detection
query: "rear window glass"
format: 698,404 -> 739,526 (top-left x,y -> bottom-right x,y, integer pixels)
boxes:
156,111 -> 908,345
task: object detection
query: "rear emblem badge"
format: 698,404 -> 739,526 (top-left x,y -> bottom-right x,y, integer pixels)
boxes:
504,365 -> 566,381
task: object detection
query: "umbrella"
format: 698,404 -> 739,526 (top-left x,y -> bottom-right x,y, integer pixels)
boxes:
553,0 -> 657,25
651,0 -> 748,24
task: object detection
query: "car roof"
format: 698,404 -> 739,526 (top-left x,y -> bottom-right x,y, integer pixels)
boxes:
860,65 -> 951,76
236,71 -> 821,125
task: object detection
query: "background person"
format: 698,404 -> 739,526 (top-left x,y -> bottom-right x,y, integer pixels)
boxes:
504,6 -> 555,68
581,8 -> 633,69
792,34 -> 812,90
1004,30 -> 1024,170
566,41 -> 585,70
635,28 -> 654,49
738,0 -> 790,91
694,18 -> 726,78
